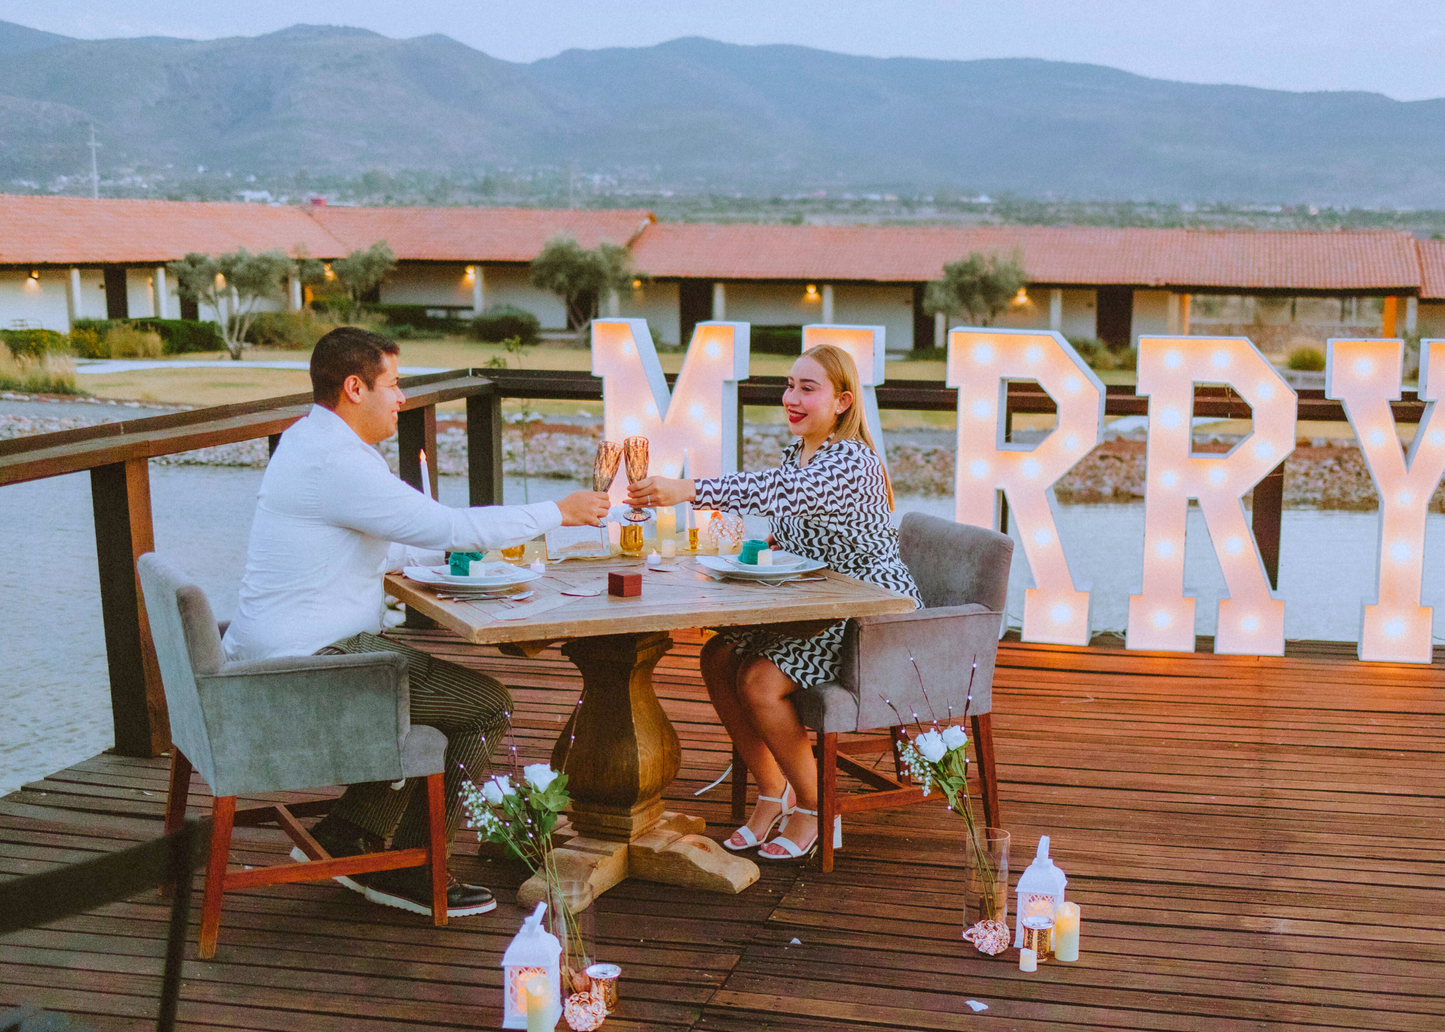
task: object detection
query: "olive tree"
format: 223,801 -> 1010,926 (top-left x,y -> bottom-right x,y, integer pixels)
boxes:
923,250 -> 1028,327
529,237 -> 637,330
330,241 -> 397,316
169,248 -> 291,359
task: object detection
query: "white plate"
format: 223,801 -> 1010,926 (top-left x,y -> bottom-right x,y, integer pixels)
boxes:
403,563 -> 542,589
721,550 -> 811,571
696,555 -> 827,581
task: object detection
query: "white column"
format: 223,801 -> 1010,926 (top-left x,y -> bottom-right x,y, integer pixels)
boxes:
66,267 -> 82,327
821,284 -> 834,323
934,311 -> 946,349
1049,288 -> 1063,332
712,282 -> 726,320
1166,293 -> 1182,335
606,289 -> 620,317
289,275 -> 303,311
471,266 -> 485,316
153,266 -> 169,319
1407,296 -> 1419,335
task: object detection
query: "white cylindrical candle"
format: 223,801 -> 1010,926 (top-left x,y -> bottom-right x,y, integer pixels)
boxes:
525,975 -> 550,1032
1054,902 -> 1080,962
1018,947 -> 1037,972
660,538 -> 677,558
657,505 -> 676,543
608,521 -> 621,547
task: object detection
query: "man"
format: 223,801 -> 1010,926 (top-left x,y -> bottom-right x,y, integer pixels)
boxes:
222,326 -> 609,917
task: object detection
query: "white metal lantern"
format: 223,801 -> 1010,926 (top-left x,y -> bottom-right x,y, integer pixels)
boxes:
501,901 -> 561,1029
1014,835 -> 1067,948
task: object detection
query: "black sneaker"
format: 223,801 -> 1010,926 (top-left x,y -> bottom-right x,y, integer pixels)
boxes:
364,867 -> 497,917
289,816 -> 380,895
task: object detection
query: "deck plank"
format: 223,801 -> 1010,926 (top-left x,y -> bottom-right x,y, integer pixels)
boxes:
2,629 -> 1443,1031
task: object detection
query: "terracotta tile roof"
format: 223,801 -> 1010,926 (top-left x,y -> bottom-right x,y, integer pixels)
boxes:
310,206 -> 655,261
628,223 -> 1422,292
0,194 -> 345,265
1416,239 -> 1445,300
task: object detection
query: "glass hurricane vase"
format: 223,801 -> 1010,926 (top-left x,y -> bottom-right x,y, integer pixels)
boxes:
963,826 -> 1010,929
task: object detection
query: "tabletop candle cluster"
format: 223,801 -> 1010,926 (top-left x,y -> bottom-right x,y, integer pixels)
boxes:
1013,835 -> 1080,970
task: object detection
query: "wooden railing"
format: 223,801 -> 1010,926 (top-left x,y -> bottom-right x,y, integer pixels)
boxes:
1,367 -> 1421,757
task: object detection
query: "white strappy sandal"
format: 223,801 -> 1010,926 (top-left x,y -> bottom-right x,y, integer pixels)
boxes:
756,807 -> 843,862
723,784 -> 795,852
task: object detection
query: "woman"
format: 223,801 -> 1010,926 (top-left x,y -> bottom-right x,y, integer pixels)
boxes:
628,344 -> 921,860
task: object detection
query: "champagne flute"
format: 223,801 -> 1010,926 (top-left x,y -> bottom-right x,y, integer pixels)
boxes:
623,436 -> 652,523
592,441 -> 623,494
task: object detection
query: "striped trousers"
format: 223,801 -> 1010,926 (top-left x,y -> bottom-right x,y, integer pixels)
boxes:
315,631 -> 512,853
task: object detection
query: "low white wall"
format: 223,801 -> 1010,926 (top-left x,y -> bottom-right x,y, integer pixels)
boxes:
379,262 -> 474,308
1060,289 -> 1097,339
618,280 -> 681,345
832,284 -> 914,352
1132,289 -> 1171,344
0,269 -> 72,332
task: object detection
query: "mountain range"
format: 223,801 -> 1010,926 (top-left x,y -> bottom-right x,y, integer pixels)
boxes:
1,19 -> 1443,207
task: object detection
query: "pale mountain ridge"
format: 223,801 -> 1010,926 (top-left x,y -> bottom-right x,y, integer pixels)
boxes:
0,20 -> 1442,206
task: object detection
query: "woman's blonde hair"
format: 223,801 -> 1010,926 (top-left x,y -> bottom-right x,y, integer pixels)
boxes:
799,343 -> 895,509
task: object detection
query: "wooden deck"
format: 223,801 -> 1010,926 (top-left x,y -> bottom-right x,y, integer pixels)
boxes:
3,630 -> 1444,1031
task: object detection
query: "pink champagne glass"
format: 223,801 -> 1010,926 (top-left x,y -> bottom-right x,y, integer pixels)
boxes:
592,440 -> 623,493
623,436 -> 653,523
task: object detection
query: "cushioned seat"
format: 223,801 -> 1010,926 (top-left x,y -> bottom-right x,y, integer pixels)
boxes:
137,553 -> 451,958
732,513 -> 1013,872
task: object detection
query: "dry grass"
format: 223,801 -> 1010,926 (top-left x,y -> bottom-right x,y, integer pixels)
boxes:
0,351 -> 81,395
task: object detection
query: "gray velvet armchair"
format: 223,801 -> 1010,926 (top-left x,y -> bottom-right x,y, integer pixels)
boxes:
731,513 -> 1013,872
137,553 -> 450,958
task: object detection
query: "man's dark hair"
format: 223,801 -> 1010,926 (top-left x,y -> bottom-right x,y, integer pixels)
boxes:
310,327 -> 400,408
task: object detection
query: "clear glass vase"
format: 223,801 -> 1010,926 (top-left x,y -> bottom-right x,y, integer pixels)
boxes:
963,827 -> 1010,929
550,879 -> 596,997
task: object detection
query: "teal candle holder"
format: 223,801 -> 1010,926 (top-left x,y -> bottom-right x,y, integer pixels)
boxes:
737,539 -> 769,565
448,551 -> 484,576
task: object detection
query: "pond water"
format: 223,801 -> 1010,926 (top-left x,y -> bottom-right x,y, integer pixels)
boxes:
3,466 -> 1438,794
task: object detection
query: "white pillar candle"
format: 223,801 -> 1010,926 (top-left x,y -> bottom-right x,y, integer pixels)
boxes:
1018,947 -> 1037,972
1054,902 -> 1080,962
656,506 -> 676,543
660,538 -> 677,558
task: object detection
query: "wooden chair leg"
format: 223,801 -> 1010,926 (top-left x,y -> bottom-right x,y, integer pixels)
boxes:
424,772 -> 448,927
198,795 -> 235,960
164,750 -> 192,836
971,712 -> 1000,829
816,732 -> 839,874
730,745 -> 747,822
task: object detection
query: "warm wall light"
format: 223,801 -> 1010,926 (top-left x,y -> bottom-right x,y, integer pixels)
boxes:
592,318 -> 750,505
1327,337 -> 1445,663
631,278 -> 643,290
949,328 -> 1104,645
1127,336 -> 1296,655
1011,287 -> 1029,306
27,269 -> 39,282
804,284 -> 820,302
802,324 -> 888,474
464,265 -> 476,282
323,263 -> 335,280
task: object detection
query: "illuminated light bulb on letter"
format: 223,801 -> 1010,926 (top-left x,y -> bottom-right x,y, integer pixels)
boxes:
594,319 -> 750,505
1326,337 -> 1445,663
950,329 -> 1104,646
1240,615 -> 1260,633
1152,610 -> 1172,628
1211,350 -> 1230,368
1225,536 -> 1244,554
1128,335 -> 1295,656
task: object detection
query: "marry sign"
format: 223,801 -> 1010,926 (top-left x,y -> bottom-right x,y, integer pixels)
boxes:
593,320 -> 1445,664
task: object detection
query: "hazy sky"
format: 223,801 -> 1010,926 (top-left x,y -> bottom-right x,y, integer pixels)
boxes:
6,1 -> 1445,101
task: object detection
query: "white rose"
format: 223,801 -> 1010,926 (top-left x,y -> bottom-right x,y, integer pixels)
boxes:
524,764 -> 558,792
481,779 -> 505,805
915,730 -> 946,763
941,725 -> 969,752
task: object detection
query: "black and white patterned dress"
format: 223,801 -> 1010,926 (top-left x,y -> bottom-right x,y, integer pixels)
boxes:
693,436 -> 921,688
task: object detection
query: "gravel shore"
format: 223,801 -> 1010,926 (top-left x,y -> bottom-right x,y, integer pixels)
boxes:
1,402 -> 1423,511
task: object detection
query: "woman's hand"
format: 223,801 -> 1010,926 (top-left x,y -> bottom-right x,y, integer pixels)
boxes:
628,475 -> 695,509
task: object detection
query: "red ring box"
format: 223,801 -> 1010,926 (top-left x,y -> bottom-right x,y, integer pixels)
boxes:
608,571 -> 642,597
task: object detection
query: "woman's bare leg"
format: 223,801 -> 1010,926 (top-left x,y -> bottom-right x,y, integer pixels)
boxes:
735,657 -> 819,855
701,637 -> 793,846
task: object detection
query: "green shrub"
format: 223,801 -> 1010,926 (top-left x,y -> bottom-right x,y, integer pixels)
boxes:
1066,335 -> 1135,372
131,318 -> 224,354
369,303 -> 473,334
751,325 -> 803,355
1287,346 -> 1326,371
389,323 -> 446,340
471,304 -> 541,345
68,327 -> 107,359
246,311 -> 334,350
104,325 -> 163,358
0,327 -> 66,359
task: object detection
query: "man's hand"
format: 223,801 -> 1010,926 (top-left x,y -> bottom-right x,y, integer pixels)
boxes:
627,476 -> 695,510
557,490 -> 612,527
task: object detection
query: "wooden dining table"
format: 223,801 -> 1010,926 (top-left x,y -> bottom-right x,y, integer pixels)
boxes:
384,553 -> 915,908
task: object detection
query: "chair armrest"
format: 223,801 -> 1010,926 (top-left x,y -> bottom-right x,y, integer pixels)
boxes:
840,604 -> 1003,732
194,651 -> 416,797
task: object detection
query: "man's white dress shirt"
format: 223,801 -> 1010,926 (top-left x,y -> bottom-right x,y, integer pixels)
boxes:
222,405 -> 561,661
